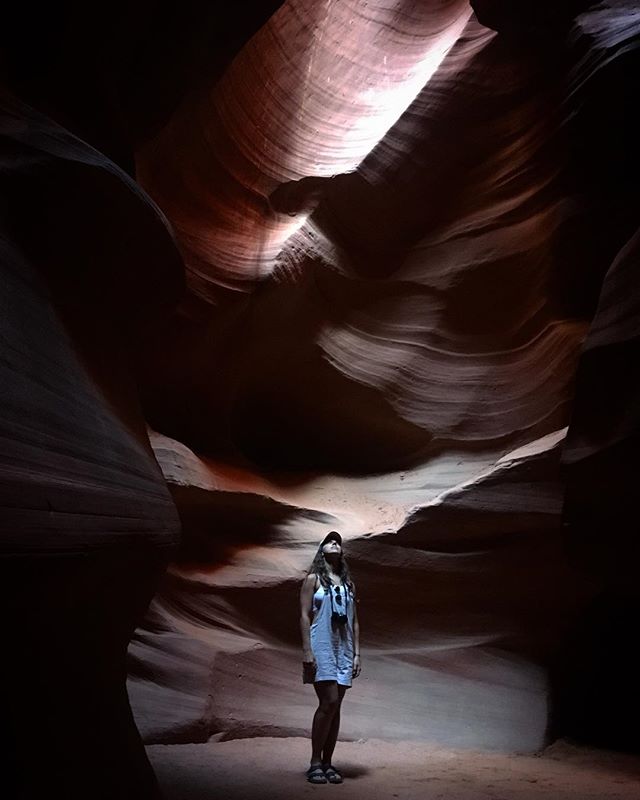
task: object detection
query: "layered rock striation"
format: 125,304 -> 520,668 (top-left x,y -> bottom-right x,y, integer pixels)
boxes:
130,0 -> 640,752
2,0 -> 638,759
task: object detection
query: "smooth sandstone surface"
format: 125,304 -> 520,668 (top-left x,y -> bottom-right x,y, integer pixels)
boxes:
2,0 -> 637,766
127,1 -> 640,753
128,1 -> 640,753
0,96 -> 182,554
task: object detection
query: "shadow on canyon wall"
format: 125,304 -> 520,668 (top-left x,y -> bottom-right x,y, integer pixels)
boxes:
1,5 -> 640,800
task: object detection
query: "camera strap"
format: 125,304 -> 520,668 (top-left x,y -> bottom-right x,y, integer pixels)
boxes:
328,581 -> 347,616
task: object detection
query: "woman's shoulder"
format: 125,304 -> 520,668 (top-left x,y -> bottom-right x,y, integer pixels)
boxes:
303,572 -> 321,591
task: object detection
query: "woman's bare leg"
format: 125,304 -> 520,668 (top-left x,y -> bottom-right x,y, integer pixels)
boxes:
322,684 -> 347,766
311,681 -> 340,764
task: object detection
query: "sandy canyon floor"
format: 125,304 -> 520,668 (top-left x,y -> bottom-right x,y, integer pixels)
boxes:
148,736 -> 640,800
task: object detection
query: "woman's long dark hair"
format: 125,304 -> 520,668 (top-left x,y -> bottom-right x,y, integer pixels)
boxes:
308,544 -> 354,592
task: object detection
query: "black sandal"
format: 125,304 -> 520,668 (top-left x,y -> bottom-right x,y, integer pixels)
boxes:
323,765 -> 343,784
307,765 -> 328,783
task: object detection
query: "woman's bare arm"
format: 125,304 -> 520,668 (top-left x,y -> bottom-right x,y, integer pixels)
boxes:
300,573 -> 316,662
352,583 -> 361,678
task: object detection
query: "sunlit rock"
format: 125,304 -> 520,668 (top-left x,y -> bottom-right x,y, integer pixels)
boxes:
129,1 -> 640,753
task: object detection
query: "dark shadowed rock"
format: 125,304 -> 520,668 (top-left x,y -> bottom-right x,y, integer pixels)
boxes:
471,0 -> 595,36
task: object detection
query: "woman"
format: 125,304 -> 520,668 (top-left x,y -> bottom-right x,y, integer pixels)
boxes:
300,531 -> 361,784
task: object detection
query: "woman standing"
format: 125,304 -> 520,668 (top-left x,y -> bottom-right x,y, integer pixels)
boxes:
300,531 -> 361,784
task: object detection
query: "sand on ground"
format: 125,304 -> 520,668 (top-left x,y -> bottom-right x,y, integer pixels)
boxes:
148,736 -> 640,800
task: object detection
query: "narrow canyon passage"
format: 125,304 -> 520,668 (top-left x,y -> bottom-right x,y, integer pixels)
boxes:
2,1 -> 640,798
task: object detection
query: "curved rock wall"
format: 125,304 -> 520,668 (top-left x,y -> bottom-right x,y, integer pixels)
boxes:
128,1 -> 640,751
3,0 -> 635,756
0,96 -> 182,554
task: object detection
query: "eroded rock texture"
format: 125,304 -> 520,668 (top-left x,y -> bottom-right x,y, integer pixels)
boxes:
0,95 -> 182,554
0,4 -> 283,796
2,0 -> 638,760
0,94 -> 184,800
126,1 -> 640,752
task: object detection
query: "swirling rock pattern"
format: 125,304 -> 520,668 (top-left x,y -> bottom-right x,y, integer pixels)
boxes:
130,428 -> 594,749
3,0 -> 628,751
0,96 -> 182,553
29,0 -> 630,752
137,0 -> 473,293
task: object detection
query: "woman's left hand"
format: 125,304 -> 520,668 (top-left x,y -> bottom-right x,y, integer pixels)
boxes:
352,654 -> 361,679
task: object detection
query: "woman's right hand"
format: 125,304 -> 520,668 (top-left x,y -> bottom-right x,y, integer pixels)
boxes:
302,652 -> 317,682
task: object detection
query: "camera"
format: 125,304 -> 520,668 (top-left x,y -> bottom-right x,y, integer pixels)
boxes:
332,612 -> 348,626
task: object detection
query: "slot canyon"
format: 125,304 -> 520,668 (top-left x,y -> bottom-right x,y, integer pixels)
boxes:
1,1 -> 639,798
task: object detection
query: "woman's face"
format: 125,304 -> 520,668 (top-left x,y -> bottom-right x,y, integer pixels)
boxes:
322,540 -> 342,557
